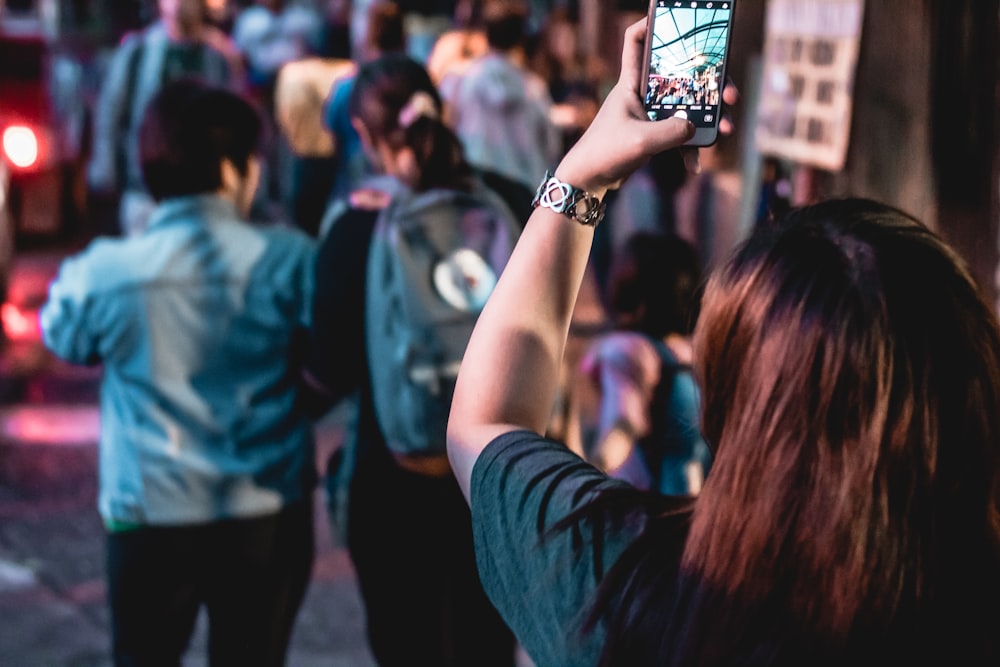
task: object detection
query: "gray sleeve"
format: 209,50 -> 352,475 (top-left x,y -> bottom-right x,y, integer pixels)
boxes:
470,431 -> 645,667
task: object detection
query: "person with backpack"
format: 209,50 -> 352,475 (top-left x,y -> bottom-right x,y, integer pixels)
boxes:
307,53 -> 518,666
87,0 -> 244,237
579,231 -> 711,495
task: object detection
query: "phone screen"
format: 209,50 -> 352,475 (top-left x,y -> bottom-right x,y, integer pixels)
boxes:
643,0 -> 735,144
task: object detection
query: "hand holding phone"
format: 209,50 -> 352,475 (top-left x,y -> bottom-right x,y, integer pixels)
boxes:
641,0 -> 736,147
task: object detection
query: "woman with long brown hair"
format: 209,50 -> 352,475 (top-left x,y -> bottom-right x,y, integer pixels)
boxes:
447,18 -> 1000,667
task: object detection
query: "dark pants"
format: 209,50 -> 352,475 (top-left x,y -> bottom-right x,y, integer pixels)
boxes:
347,462 -> 516,667
106,501 -> 314,667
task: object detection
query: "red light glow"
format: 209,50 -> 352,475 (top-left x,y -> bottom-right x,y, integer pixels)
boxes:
3,126 -> 39,169
1,302 -> 40,341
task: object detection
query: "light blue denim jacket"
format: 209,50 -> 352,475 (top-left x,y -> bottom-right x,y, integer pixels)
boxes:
40,195 -> 317,526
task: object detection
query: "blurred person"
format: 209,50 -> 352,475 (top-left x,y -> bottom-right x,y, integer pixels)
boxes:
348,0 -> 377,59
323,2 -> 537,236
593,148 -> 689,293
231,0 -> 324,224
425,28 -> 488,88
319,1 -> 535,235
425,0 -> 488,88
579,231 -> 711,495
526,6 -> 607,152
319,0 -> 407,211
267,0 -> 367,237
87,0 -> 244,237
756,156 -> 793,228
307,53 -> 517,667
348,0 -> 454,65
396,0 -> 458,65
41,80 -> 318,667
273,53 -> 355,237
204,0 -> 239,33
442,0 -> 561,191
316,0 -> 353,59
446,19 -> 1000,667
231,0 -> 323,111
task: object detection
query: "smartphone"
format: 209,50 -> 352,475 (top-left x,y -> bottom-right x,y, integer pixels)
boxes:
641,0 -> 736,147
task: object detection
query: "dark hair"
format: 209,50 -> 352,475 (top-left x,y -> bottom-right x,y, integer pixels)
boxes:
138,78 -> 264,201
605,232 -> 703,338
349,54 -> 474,192
365,1 -> 405,55
483,0 -> 529,51
575,199 -> 1000,665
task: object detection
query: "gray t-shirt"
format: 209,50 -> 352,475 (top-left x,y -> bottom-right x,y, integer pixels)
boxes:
470,430 -> 650,666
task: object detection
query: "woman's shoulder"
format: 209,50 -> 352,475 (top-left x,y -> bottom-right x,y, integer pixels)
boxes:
662,334 -> 693,367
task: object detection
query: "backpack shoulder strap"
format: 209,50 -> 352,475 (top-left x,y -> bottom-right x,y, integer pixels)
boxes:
650,337 -> 685,395
119,36 -> 145,137
108,34 -> 146,190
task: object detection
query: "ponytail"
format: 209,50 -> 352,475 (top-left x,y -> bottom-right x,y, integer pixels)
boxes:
398,92 -> 474,192
351,54 -> 476,193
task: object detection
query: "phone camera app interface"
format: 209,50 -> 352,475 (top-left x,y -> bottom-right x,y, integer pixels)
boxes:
646,0 -> 731,126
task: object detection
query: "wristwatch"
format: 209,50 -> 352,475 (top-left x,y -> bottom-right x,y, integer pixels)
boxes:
531,171 -> 607,227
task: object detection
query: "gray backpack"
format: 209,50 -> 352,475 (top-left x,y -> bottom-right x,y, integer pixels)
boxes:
365,185 -> 519,457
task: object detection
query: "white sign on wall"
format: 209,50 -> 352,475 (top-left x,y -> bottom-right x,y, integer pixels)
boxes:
755,0 -> 865,171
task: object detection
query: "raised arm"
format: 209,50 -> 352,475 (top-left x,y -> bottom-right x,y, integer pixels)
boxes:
446,19 -> 698,501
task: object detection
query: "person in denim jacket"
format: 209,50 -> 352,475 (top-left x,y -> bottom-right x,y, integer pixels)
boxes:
42,80 -> 317,666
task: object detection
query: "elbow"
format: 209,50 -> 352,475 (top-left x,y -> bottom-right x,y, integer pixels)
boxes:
445,395 -> 473,458
445,412 -> 477,503
38,316 -> 85,366
445,389 -> 491,493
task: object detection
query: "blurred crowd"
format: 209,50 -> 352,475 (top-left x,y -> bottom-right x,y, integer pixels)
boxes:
62,1 -> 719,665
86,0 -> 633,238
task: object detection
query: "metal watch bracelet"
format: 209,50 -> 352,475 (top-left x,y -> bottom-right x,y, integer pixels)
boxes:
531,171 -> 607,227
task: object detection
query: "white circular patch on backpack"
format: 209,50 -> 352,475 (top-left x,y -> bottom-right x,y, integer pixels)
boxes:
433,248 -> 497,312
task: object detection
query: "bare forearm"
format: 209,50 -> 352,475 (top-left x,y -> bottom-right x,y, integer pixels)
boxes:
446,17 -> 700,501
447,203 -> 595,495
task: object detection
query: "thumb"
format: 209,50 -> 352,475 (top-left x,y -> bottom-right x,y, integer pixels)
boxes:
641,117 -> 696,155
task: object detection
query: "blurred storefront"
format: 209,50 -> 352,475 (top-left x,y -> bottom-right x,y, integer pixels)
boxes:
577,0 -> 999,308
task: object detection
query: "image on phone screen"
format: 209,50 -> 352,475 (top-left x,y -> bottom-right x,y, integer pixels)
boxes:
644,0 -> 734,144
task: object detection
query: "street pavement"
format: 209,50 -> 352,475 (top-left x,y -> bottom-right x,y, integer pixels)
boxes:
0,249 -> 378,666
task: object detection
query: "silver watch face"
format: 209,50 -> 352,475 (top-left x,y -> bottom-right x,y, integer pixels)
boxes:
533,173 -> 606,226
535,177 -> 575,214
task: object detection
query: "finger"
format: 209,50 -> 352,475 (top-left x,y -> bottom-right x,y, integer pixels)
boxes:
723,79 -> 740,106
619,18 -> 649,93
719,77 -> 739,136
719,113 -> 734,136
